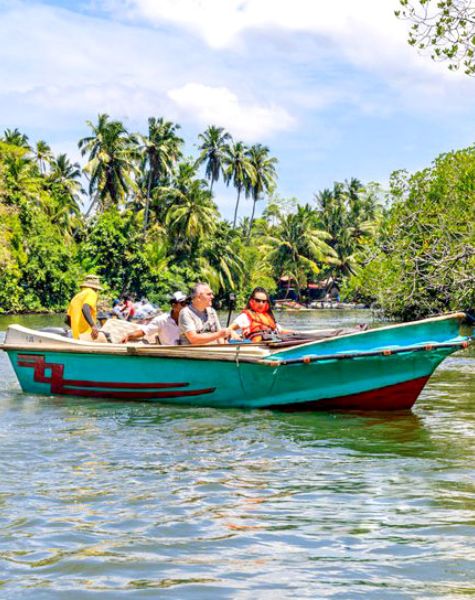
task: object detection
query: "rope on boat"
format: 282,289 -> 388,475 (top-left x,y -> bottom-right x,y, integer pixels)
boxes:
261,340 -> 471,367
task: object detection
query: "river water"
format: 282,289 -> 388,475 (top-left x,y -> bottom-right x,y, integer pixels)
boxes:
0,311 -> 474,599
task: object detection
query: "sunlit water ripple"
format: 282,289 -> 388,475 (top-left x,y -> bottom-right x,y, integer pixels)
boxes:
0,312 -> 474,599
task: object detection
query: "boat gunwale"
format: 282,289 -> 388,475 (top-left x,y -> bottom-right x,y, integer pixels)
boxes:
266,311 -> 469,357
0,341 -> 272,363
261,339 -> 471,366
0,312 -> 470,365
0,338 -> 470,367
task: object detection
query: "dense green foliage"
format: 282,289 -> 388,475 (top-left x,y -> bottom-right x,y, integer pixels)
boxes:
0,119 -> 473,320
342,148 -> 475,319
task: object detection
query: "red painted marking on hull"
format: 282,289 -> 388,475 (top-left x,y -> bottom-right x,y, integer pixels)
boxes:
17,354 -> 215,399
265,376 -> 431,412
53,387 -> 216,399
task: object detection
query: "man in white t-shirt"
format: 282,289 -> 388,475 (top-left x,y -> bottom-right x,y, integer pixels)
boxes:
121,291 -> 188,345
178,282 -> 233,345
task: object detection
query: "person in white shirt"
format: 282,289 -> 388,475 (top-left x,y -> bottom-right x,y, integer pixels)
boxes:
121,291 -> 188,345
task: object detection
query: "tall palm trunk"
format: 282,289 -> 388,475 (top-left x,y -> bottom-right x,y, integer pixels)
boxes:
85,194 -> 99,217
247,197 -> 257,241
232,186 -> 241,229
143,170 -> 152,234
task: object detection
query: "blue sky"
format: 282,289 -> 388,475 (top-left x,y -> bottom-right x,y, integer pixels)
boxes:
1,0 -> 475,219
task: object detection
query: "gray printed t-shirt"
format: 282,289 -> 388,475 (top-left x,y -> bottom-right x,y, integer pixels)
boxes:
178,305 -> 221,345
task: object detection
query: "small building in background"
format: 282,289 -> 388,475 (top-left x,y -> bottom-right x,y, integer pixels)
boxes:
275,276 -> 299,301
306,278 -> 340,303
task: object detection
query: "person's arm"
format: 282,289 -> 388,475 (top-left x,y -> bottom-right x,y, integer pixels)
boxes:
227,324 -> 243,339
180,308 -> 230,345
229,313 -> 248,338
184,329 -> 230,345
122,315 -> 163,343
121,329 -> 146,343
82,303 -> 99,340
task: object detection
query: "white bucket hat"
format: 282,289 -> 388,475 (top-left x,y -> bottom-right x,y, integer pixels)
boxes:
170,291 -> 188,303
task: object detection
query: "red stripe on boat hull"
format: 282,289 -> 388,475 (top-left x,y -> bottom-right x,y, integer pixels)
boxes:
265,376 -> 430,412
17,354 -> 215,400
49,387 -> 217,400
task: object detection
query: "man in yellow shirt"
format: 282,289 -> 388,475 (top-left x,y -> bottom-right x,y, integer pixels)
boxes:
67,275 -> 103,339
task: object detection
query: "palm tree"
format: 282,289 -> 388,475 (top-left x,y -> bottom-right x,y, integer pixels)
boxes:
223,141 -> 255,228
196,125 -> 232,193
147,160 -> 199,226
246,144 -> 277,240
2,128 -> 30,149
199,224 -> 245,293
263,205 -> 338,286
1,154 -> 41,206
315,178 -> 375,277
48,154 -> 85,234
78,113 -> 138,213
49,154 -> 84,193
33,140 -> 53,174
165,178 -> 218,259
140,117 -> 184,233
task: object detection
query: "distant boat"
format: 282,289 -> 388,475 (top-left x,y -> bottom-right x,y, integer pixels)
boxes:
1,313 -> 472,411
274,299 -> 309,311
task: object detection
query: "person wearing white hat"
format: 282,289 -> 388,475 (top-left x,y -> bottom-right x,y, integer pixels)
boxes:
121,291 -> 188,346
66,275 -> 103,340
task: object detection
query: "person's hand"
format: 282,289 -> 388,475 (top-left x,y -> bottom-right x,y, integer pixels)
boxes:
91,326 -> 99,340
120,334 -> 129,344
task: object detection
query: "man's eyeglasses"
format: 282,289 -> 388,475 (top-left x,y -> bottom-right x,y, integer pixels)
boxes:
253,298 -> 267,304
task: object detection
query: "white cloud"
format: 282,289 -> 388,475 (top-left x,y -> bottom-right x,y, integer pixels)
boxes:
104,0 -> 443,75
0,3 -> 192,121
97,0 -> 475,124
168,83 -> 295,140
2,0 -> 475,213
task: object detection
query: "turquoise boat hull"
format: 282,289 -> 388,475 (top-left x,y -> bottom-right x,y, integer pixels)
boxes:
1,313 -> 472,411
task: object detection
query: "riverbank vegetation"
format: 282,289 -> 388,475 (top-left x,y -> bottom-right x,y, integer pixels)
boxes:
0,116 -> 473,319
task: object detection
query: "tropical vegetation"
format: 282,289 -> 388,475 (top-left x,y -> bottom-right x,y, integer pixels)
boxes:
0,117 -> 473,320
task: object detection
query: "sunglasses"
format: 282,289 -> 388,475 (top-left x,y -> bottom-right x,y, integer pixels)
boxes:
253,298 -> 267,304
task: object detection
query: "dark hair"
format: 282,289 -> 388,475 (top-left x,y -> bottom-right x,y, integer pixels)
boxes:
246,287 -> 276,321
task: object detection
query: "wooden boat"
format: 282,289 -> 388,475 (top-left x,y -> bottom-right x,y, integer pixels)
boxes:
0,313 -> 472,411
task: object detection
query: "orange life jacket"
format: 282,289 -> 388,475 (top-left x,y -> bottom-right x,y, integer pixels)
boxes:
242,309 -> 277,342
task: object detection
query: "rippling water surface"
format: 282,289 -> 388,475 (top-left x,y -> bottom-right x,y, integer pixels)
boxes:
1,312 -> 474,599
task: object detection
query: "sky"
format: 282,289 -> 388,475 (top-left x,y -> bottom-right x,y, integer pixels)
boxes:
1,0 -> 475,219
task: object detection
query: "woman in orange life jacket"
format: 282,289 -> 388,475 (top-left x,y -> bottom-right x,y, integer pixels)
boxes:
230,287 -> 294,342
